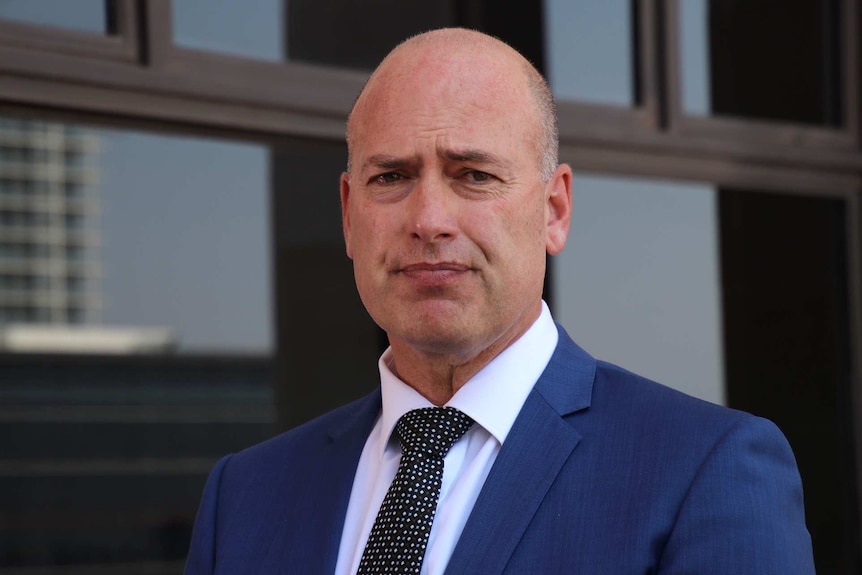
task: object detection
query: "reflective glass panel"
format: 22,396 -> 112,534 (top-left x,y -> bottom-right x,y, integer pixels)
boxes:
0,115 -> 275,571
545,0 -> 634,106
0,0 -> 107,34
717,188 -> 851,573
680,0 -> 711,115
0,120 -> 275,353
172,0 -> 284,61
285,0 -> 451,71
680,0 -> 842,126
552,174 -> 725,405
97,131 -> 273,354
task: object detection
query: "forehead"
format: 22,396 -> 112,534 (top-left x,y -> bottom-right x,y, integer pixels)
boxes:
350,47 -> 539,158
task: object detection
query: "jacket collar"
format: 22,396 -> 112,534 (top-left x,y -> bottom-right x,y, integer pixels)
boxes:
445,324 -> 595,574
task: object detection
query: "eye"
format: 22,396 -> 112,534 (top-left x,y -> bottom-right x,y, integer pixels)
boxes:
464,170 -> 494,184
370,172 -> 403,186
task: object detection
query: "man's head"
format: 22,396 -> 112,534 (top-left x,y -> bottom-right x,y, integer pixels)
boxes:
346,30 -> 559,184
340,28 -> 572,394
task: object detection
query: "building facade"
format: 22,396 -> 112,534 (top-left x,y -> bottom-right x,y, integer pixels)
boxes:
0,118 -> 100,326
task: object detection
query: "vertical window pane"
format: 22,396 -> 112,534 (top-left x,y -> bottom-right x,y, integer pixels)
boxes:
271,139 -> 383,427
679,0 -> 711,115
0,0 -> 107,34
172,0 -> 284,61
681,0 -> 842,126
0,121 -> 273,353
545,0 -> 634,106
0,119 -> 102,328
552,174 -> 725,405
286,0 -> 451,71
98,131 -> 273,354
0,115 -> 275,571
718,189 -> 852,573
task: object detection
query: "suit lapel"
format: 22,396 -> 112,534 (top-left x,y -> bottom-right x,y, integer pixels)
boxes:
444,326 -> 595,574
287,391 -> 381,574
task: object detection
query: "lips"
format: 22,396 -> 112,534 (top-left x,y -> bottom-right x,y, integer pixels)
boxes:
396,262 -> 471,286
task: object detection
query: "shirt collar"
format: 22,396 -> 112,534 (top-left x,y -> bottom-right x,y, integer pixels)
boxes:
376,301 -> 559,457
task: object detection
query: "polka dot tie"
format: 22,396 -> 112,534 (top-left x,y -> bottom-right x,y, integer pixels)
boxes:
357,407 -> 475,575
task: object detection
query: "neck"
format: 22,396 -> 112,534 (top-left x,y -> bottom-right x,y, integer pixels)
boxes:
388,352 -> 477,406
388,305 -> 542,405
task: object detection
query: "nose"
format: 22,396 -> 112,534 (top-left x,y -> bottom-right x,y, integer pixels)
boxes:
408,176 -> 457,243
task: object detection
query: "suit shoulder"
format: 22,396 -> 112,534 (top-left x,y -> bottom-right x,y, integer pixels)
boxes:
591,359 -> 753,434
583,360 -> 800,501
225,390 -> 380,473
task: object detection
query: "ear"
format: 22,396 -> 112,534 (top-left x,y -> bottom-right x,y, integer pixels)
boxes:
340,172 -> 354,259
545,163 -> 572,255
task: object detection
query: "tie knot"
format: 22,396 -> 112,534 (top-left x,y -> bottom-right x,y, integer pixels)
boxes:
395,407 -> 475,458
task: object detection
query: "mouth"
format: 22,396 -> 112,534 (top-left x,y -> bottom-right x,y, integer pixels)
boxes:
396,262 -> 472,286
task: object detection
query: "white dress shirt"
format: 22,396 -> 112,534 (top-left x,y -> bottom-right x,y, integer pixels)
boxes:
334,301 -> 559,575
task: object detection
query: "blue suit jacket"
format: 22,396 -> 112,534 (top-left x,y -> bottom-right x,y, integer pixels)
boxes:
185,326 -> 814,574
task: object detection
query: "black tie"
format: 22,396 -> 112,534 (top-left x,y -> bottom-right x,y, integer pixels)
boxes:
357,407 -> 475,575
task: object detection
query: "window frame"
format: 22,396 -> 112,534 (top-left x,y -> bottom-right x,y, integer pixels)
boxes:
0,0 -> 138,62
663,0 -> 859,151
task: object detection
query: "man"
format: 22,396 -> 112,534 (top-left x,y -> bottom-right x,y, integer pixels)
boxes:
185,28 -> 814,574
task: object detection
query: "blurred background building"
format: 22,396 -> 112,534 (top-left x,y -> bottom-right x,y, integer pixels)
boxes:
0,1 -> 859,574
0,118 -> 101,327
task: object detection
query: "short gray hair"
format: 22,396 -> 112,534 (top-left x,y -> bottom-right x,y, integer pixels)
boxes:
523,60 -> 559,183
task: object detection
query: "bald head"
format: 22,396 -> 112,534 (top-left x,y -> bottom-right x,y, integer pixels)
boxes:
346,28 -> 558,182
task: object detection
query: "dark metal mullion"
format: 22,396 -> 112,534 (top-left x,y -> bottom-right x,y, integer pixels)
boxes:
836,187 -> 862,571
820,0 -> 842,128
631,0 -> 643,108
659,0 -> 681,133
635,0 -> 660,130
842,0 -> 859,144
106,0 -> 118,35
821,0 -> 860,139
138,0 -> 172,69
849,189 -> 862,569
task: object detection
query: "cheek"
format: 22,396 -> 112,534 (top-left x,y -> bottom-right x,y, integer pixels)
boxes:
350,205 -> 382,248
497,203 -> 549,285
350,209 -> 395,273
462,212 -> 542,285
493,199 -> 546,251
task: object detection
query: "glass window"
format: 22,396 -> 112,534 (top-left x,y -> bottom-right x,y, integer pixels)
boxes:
0,0 -> 107,34
680,0 -> 843,126
98,130 -> 273,354
0,115 -> 277,571
679,0 -> 711,116
285,1 -> 451,71
172,0 -> 284,62
1,117 -> 276,349
544,0 -> 634,106
716,188 -> 851,573
552,174 -> 725,405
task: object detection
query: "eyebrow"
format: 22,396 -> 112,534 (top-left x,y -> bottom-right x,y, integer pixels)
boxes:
362,155 -> 410,172
441,148 -> 507,167
360,148 -> 509,173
